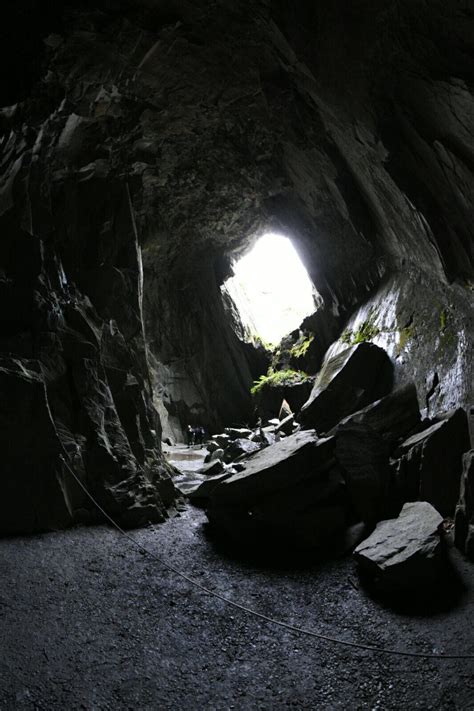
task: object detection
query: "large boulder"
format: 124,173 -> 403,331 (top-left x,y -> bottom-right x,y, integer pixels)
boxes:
454,451 -> 474,560
334,424 -> 391,524
207,431 -> 347,549
393,408 -> 470,516
209,429 -> 332,506
354,502 -> 445,591
299,343 -> 393,433
331,383 -> 421,450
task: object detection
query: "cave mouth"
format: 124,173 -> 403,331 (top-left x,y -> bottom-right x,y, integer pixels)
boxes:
223,233 -> 318,345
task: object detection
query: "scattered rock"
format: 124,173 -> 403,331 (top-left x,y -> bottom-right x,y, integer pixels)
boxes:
205,447 -> 224,463
223,438 -> 261,463
224,427 -> 253,440
199,459 -> 225,477
279,399 -> 292,420
276,414 -> 295,436
354,502 -> 445,591
299,343 -> 393,433
211,433 -> 231,448
206,440 -> 220,455
455,450 -> 474,560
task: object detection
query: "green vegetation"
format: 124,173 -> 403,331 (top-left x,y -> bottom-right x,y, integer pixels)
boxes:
252,335 -> 275,352
250,368 -> 310,396
290,334 -> 314,360
396,324 -> 416,355
439,308 -> 448,331
340,319 -> 380,346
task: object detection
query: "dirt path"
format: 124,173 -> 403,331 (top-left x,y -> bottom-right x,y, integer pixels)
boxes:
1,502 -> 473,710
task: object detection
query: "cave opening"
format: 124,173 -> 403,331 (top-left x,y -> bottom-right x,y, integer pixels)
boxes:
222,232 -> 318,346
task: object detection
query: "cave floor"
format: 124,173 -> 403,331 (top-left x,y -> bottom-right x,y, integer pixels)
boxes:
1,504 -> 473,710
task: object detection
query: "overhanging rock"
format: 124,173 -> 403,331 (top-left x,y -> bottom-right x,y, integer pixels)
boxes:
299,342 -> 393,433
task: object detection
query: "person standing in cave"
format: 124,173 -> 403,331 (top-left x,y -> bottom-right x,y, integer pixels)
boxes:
195,426 -> 203,447
187,425 -> 194,447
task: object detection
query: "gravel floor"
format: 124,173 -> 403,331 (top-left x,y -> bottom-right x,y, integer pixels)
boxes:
1,497 -> 473,709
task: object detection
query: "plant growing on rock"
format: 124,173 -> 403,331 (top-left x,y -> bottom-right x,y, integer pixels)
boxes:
341,319 -> 380,346
250,368 -> 310,396
289,334 -> 314,360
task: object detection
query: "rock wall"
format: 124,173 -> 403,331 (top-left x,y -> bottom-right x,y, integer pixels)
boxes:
1,0 -> 473,532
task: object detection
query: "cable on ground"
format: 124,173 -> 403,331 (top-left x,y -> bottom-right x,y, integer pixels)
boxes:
60,455 -> 474,661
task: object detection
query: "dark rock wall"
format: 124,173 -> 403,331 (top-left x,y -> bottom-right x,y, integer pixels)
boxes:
1,0 -> 473,531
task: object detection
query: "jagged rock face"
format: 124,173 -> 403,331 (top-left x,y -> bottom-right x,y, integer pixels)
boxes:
1,0 -> 473,531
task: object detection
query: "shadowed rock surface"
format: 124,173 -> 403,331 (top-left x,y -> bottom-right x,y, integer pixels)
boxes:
354,502 -> 445,592
455,450 -> 474,561
393,408 -> 471,516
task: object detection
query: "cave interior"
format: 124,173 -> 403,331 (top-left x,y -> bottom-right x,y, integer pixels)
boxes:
0,1 -> 474,704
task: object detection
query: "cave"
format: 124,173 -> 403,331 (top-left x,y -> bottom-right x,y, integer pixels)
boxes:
1,0 -> 473,707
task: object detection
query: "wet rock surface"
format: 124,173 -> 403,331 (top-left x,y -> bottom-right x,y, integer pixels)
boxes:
300,343 -> 394,433
455,450 -> 474,561
0,507 -> 473,709
393,408 -> 471,516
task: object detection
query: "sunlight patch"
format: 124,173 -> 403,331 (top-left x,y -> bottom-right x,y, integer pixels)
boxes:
223,233 -> 316,345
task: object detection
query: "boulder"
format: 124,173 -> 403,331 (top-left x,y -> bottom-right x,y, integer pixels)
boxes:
210,430 -> 333,507
205,447 -> 224,464
393,408 -> 470,516
199,459 -> 225,477
276,414 -> 295,436
278,399 -> 293,420
335,424 -> 391,524
207,430 -> 350,548
354,502 -> 444,590
331,383 -> 421,450
206,440 -> 220,455
223,438 -> 261,463
299,343 -> 393,433
454,450 -> 474,560
211,433 -> 230,448
224,427 -> 253,440
187,472 -> 234,502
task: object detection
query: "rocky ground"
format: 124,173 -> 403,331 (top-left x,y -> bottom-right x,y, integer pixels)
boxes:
1,496 -> 473,710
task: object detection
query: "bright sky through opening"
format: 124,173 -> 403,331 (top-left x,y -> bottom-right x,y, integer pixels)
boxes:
225,233 -> 316,345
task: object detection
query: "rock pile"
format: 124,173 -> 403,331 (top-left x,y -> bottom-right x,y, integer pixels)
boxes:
192,342 -> 471,588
